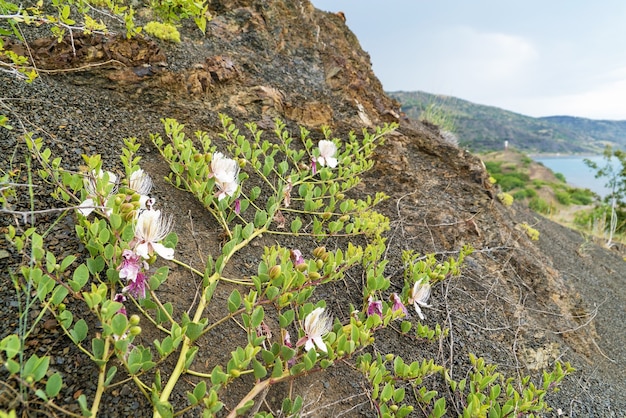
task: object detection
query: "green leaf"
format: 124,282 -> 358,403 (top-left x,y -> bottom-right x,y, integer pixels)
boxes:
104,366 -> 118,386
252,359 -> 267,379
45,372 -> 63,398
87,256 -> 105,274
24,354 -> 50,381
0,334 -> 21,359
250,306 -> 264,328
111,313 -> 128,337
70,263 -> 90,292
70,319 -> 88,343
290,217 -> 302,234
254,210 -> 268,227
227,289 -> 241,313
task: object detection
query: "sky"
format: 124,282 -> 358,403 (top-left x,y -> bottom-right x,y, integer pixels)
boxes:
311,1 -> 626,120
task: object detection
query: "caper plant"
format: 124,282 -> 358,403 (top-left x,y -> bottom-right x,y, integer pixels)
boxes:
1,116 -> 573,418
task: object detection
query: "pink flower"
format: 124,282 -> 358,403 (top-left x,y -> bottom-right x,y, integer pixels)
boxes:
367,296 -> 383,319
234,199 -> 241,215
118,249 -> 148,283
390,293 -> 408,317
408,280 -> 432,320
123,272 -> 148,299
296,307 -> 332,353
311,158 -> 317,175
134,208 -> 174,260
315,140 -> 338,168
113,293 -> 127,316
290,249 -> 305,267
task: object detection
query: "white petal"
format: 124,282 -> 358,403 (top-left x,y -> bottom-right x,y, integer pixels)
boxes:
78,198 -> 95,216
326,157 -> 338,168
304,338 -> 315,352
414,302 -> 425,320
313,336 -> 327,353
152,242 -> 174,260
135,242 -> 150,259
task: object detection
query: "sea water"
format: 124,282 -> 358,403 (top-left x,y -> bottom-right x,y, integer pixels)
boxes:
533,155 -> 615,198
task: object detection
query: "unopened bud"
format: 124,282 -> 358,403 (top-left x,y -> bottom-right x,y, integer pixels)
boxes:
230,369 -> 241,378
296,263 -> 308,272
339,215 -> 350,222
120,203 -> 134,213
129,326 -> 142,336
308,271 -> 321,280
312,247 -> 326,258
335,193 -> 345,200
193,153 -> 202,162
269,265 -> 282,280
321,211 -> 332,220
316,259 -> 324,269
238,158 -> 247,168
129,315 -> 140,326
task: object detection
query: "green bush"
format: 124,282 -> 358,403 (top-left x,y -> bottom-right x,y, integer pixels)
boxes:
513,188 -> 537,200
529,197 -> 553,214
555,172 -> 566,183
555,190 -> 571,205
570,189 -> 595,205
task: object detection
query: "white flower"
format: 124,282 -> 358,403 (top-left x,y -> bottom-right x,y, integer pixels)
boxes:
134,208 -> 174,260
408,279 -> 432,320
297,307 -> 332,353
78,170 -> 117,217
129,169 -> 153,209
316,140 -> 338,168
210,152 -> 239,200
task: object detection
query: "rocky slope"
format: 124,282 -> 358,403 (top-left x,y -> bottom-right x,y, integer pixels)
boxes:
1,1 -> 624,416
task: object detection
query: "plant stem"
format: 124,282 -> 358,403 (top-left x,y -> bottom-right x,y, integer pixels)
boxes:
225,371 -> 291,418
90,337 -> 111,416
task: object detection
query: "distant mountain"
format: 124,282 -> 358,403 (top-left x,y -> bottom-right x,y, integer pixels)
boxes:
388,91 -> 626,154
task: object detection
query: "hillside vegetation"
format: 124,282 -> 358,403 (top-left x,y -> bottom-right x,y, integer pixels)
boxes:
389,90 -> 626,154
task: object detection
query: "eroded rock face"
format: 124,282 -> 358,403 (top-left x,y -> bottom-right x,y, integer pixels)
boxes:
1,1 -> 624,416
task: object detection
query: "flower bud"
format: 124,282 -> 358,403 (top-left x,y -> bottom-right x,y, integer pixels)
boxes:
335,193 -> 345,200
129,315 -> 140,326
114,196 -> 123,206
312,246 -> 326,258
385,353 -> 394,362
390,405 -> 398,412
238,158 -> 247,168
130,193 -> 141,202
230,369 -> 241,378
321,253 -> 330,263
308,271 -> 321,280
129,326 -> 142,336
296,263 -> 308,272
269,265 -> 282,280
338,215 -> 350,222
321,211 -> 332,220
193,153 -> 203,162
120,202 -> 135,213
316,259 -> 324,269
58,303 -> 66,312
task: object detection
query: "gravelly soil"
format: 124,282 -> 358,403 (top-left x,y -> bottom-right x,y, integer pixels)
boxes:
1,1 -> 625,417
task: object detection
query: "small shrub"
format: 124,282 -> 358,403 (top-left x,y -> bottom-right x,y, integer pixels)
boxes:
529,197 -> 552,214
555,190 -> 571,205
497,192 -> 514,207
555,172 -> 566,183
143,21 -> 181,43
518,222 -> 540,240
570,189 -> 595,205
513,188 -> 537,200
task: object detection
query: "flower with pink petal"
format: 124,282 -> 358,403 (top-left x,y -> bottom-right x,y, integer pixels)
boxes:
113,293 -> 127,316
123,272 -> 148,299
390,293 -> 408,317
367,296 -> 383,319
118,249 -> 148,283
